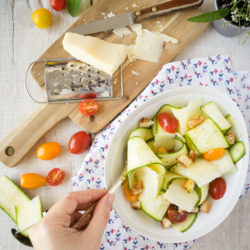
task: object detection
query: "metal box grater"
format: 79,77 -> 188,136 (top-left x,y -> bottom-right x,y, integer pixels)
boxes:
25,58 -> 123,103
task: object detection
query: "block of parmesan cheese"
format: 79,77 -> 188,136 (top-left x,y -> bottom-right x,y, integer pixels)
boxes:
62,32 -> 128,75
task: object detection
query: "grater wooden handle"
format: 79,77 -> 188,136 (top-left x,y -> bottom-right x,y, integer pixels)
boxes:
0,103 -> 77,167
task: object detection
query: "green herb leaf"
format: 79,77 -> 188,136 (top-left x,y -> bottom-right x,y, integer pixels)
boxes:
188,9 -> 230,22
67,0 -> 82,17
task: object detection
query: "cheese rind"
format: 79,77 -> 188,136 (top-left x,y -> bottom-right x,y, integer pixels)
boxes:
62,32 -> 128,75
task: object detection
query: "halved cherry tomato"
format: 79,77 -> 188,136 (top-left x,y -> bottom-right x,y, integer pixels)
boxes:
49,0 -> 66,11
36,142 -> 61,160
46,168 -> 65,186
157,113 -> 179,133
209,177 -> 226,200
203,148 -> 225,161
167,204 -> 188,223
20,173 -> 46,189
122,179 -> 139,202
68,131 -> 91,154
79,99 -> 98,116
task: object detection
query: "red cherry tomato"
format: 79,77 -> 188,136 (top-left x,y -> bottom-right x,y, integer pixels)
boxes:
167,204 -> 188,223
209,177 -> 226,200
68,131 -> 91,154
79,93 -> 97,99
46,168 -> 65,186
49,0 -> 66,11
79,99 -> 98,116
157,113 -> 179,133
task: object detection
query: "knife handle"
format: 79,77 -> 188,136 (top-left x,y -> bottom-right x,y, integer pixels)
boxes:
134,0 -> 203,22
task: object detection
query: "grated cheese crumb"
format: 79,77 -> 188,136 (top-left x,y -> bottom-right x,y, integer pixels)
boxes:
132,3 -> 139,8
104,12 -> 116,19
132,70 -> 140,76
113,27 -> 132,37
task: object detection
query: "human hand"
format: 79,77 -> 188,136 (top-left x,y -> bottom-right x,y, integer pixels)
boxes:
29,189 -> 114,250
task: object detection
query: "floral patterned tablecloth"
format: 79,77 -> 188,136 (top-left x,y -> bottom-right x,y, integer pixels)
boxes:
72,55 -> 250,250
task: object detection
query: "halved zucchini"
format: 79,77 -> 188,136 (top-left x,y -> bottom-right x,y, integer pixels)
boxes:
129,127 -> 153,141
171,159 -> 221,187
201,102 -> 231,133
0,175 -> 30,222
127,137 -> 161,173
229,141 -> 246,163
172,99 -> 201,134
172,214 -> 197,232
185,118 -> 229,154
163,179 -> 199,212
16,196 -> 43,237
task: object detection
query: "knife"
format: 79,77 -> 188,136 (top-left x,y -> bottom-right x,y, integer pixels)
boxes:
70,0 -> 203,35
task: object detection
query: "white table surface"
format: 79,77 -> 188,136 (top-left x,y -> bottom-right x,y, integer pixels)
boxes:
0,0 -> 249,249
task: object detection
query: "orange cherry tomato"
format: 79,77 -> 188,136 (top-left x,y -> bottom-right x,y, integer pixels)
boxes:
20,173 -> 46,189
78,99 -> 98,116
203,148 -> 226,161
36,142 -> 61,160
122,179 -> 139,202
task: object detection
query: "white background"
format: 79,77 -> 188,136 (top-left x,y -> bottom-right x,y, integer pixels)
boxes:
0,0 -> 249,249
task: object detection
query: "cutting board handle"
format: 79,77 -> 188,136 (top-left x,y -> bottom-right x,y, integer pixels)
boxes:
0,103 -> 77,167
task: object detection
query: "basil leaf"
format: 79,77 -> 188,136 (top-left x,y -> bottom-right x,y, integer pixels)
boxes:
188,9 -> 230,22
67,0 -> 82,17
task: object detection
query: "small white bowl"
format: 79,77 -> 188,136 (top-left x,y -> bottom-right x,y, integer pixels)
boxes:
104,86 -> 249,243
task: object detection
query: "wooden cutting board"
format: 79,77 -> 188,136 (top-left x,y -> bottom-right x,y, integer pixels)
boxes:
0,0 -> 208,167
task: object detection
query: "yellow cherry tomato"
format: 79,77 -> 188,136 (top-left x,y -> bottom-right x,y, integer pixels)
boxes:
32,8 -> 52,29
36,142 -> 61,160
20,173 -> 46,189
203,148 -> 226,161
122,179 -> 139,202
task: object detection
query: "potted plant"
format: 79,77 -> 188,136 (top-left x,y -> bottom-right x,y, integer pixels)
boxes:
188,0 -> 250,43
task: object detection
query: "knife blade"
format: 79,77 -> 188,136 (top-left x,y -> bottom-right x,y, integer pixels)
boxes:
70,0 -> 203,35
70,12 -> 134,35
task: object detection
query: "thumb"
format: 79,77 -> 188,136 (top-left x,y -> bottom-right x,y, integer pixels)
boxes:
84,193 -> 114,242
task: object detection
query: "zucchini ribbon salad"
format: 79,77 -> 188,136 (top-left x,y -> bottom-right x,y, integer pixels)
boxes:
122,99 -> 245,232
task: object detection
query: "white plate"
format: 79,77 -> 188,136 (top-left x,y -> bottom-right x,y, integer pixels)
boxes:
104,86 -> 249,243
